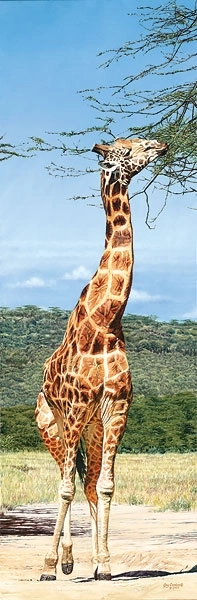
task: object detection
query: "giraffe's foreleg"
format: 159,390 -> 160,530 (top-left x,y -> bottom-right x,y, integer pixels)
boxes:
96,490 -> 112,580
35,392 -> 69,580
40,439 -> 78,581
40,455 -> 76,581
96,410 -> 129,580
83,421 -> 103,579
61,505 -> 74,574
58,422 -> 87,576
40,494 -> 70,580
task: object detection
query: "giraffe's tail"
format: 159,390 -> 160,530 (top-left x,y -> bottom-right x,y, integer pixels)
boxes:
76,439 -> 86,483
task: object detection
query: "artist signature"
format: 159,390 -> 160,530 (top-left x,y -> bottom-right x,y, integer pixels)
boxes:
163,582 -> 183,590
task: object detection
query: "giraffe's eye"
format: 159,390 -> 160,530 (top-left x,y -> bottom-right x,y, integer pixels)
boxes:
124,149 -> 131,157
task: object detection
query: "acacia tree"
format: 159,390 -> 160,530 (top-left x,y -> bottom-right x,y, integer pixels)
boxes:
88,1 -> 197,219
28,1 -> 196,224
0,136 -> 28,161
5,2 -> 197,224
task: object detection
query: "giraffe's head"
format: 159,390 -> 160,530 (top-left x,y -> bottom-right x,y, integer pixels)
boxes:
92,137 -> 168,186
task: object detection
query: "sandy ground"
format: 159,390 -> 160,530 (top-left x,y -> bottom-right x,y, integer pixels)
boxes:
0,502 -> 196,600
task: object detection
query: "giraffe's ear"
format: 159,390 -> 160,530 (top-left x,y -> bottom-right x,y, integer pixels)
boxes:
92,143 -> 111,158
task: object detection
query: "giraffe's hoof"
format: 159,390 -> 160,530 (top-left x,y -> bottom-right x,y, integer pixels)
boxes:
62,562 -> 74,575
40,574 -> 56,581
97,572 -> 111,581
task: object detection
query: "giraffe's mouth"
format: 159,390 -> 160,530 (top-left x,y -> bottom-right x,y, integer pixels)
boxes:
92,143 -> 111,159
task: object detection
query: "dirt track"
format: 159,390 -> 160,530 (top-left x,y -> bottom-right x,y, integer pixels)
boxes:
0,502 -> 196,600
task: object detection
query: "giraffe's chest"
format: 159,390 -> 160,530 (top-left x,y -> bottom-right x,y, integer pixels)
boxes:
43,340 -> 130,406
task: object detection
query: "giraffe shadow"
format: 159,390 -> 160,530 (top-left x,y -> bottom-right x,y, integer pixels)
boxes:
112,565 -> 197,580
73,565 -> 197,583
0,509 -> 91,537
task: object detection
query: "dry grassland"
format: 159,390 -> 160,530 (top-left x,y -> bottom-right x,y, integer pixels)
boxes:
1,451 -> 196,511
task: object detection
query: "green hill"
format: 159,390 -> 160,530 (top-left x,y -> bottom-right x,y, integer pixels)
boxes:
1,306 -> 196,452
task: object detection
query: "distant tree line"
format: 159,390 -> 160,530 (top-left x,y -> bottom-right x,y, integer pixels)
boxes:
1,390 -> 196,453
119,390 -> 196,454
0,306 -> 196,409
0,306 -> 196,454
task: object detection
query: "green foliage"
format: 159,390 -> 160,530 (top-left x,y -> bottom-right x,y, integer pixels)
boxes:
0,306 -> 196,453
0,135 -> 30,161
120,391 -> 197,454
1,391 -> 196,453
0,306 -> 70,407
84,1 -> 197,210
1,404 -> 43,452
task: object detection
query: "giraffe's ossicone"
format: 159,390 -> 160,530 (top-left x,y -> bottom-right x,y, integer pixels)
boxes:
35,136 -> 168,581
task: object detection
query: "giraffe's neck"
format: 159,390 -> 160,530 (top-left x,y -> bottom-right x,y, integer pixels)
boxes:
74,171 -> 134,332
101,171 -> 133,252
101,171 -> 134,316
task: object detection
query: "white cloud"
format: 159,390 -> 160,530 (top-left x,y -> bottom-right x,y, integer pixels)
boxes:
182,306 -> 197,319
9,276 -> 55,289
129,288 -> 163,303
0,240 -> 100,276
62,265 -> 91,281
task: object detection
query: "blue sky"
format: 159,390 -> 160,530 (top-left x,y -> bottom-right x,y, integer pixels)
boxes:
0,0 -> 196,321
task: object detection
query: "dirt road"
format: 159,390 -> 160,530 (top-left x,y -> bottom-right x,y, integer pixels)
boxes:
0,503 -> 196,599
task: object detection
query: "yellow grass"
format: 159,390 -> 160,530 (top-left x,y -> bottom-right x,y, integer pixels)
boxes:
114,453 -> 197,511
1,451 -> 196,511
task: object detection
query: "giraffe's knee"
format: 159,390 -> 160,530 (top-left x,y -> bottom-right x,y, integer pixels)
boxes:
96,477 -> 114,498
59,481 -> 75,502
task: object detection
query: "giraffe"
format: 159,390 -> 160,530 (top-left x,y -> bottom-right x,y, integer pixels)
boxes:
35,136 -> 168,581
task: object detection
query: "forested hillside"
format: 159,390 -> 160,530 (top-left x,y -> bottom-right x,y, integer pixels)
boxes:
1,306 -> 196,452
